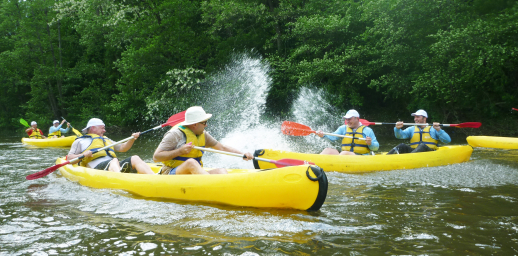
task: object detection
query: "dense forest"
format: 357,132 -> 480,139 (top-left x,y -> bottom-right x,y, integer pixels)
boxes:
1,0 -> 517,134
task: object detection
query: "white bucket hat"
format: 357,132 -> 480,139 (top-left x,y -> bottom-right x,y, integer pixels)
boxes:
180,106 -> 212,126
53,120 -> 59,124
343,109 -> 360,119
411,109 -> 428,118
31,121 -> 37,126
82,118 -> 105,132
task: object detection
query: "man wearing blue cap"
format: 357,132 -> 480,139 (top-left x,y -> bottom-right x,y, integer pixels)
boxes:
387,109 -> 451,154
316,109 -> 379,155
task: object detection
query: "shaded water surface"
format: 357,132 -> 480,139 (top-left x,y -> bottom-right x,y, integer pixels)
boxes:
1,134 -> 517,255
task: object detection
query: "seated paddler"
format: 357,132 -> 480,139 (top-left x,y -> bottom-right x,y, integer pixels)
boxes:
25,121 -> 46,139
387,109 -> 451,154
153,106 -> 253,175
48,119 -> 71,138
67,118 -> 154,174
315,109 -> 379,155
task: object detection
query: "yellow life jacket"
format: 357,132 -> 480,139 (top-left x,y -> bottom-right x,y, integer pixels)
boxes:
341,125 -> 370,154
78,134 -> 117,167
409,126 -> 438,149
163,125 -> 205,168
29,128 -> 43,139
48,128 -> 62,137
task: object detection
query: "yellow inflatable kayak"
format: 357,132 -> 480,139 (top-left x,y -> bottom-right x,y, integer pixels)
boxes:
253,145 -> 473,173
55,158 -> 328,211
22,136 -> 77,147
467,136 -> 518,149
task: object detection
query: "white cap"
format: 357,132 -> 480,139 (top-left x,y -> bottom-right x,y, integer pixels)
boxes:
31,121 -> 37,126
411,109 -> 428,118
82,118 -> 105,132
180,106 -> 212,125
343,109 -> 360,119
53,120 -> 59,124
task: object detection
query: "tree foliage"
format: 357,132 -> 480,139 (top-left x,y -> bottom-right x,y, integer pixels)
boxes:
1,0 -> 517,132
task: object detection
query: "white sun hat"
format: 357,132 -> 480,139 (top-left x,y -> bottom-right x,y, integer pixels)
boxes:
31,121 -> 37,126
53,120 -> 59,124
82,118 -> 105,132
411,109 -> 428,118
343,109 -> 360,119
180,106 -> 212,125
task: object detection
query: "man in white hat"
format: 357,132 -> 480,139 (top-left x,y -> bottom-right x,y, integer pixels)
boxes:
315,109 -> 379,155
25,121 -> 46,139
153,106 -> 254,175
48,119 -> 70,138
67,118 -> 154,174
387,109 -> 451,154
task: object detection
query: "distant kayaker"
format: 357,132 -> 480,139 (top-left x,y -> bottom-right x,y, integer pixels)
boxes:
315,109 -> 379,155
67,118 -> 155,174
25,121 -> 46,139
387,109 -> 451,154
48,119 -> 70,138
153,106 -> 254,175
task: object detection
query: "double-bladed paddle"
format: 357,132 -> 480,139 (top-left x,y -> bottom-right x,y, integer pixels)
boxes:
192,146 -> 313,168
20,118 -> 30,128
281,121 -> 367,140
60,117 -> 83,137
512,108 -> 518,112
358,119 -> 481,128
25,111 -> 186,180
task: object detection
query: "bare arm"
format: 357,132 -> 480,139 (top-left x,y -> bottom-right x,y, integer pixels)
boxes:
153,143 -> 193,162
113,132 -> 140,152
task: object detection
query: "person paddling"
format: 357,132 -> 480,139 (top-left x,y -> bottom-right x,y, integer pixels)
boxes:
315,109 -> 379,155
48,120 -> 71,138
153,106 -> 253,175
67,118 -> 154,174
387,109 -> 451,154
25,121 -> 46,139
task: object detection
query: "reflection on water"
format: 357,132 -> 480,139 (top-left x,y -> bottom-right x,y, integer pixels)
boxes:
2,54 -> 518,255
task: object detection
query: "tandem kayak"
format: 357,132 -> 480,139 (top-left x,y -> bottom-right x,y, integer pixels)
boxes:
22,136 -> 77,147
467,136 -> 518,149
253,145 -> 473,173
55,158 -> 328,211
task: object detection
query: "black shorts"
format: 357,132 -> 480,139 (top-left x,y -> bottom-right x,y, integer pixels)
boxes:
94,157 -> 137,173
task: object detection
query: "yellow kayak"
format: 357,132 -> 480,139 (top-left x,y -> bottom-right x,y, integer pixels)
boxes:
467,136 -> 518,149
55,158 -> 328,211
22,136 -> 77,147
253,145 -> 473,173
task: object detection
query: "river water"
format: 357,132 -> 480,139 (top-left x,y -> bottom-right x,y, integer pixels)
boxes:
2,54 -> 518,255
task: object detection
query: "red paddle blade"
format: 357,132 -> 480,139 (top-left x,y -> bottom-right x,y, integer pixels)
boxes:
281,121 -> 315,136
512,108 -> 518,111
272,158 -> 315,168
452,122 -> 482,128
163,111 -> 186,127
359,119 -> 373,126
26,161 -> 70,180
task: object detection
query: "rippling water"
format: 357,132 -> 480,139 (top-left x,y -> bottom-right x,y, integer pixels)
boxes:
2,54 -> 517,255
2,134 -> 518,255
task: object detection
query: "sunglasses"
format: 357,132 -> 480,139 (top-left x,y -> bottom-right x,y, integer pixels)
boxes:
198,121 -> 208,125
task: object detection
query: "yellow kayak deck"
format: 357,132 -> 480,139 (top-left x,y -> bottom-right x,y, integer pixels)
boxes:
467,136 -> 518,149
56,158 -> 328,211
22,136 -> 77,147
253,145 -> 473,173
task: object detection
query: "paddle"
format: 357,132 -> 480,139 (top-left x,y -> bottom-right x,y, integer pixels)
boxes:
60,117 -> 82,137
20,118 -> 30,128
25,111 -> 186,180
359,119 -> 481,128
281,121 -> 367,140
192,146 -> 313,168
512,108 -> 518,111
